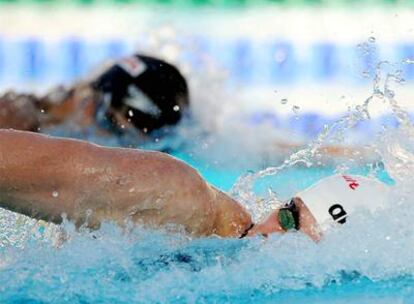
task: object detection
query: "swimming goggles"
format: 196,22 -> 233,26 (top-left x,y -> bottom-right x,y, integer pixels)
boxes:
239,198 -> 300,239
278,198 -> 300,231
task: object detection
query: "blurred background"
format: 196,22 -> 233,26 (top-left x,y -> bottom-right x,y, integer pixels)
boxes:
0,0 -> 413,145
2,3 -> 414,303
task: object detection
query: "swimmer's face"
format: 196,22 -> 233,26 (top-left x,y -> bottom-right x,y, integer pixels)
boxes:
248,197 -> 322,241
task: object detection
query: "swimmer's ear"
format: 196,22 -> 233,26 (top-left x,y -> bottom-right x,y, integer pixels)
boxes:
294,197 -> 323,242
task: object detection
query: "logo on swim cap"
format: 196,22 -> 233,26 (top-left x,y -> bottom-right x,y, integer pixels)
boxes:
118,56 -> 146,77
328,203 -> 347,224
342,175 -> 360,190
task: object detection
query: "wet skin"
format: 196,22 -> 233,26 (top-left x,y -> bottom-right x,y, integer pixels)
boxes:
0,129 -> 321,240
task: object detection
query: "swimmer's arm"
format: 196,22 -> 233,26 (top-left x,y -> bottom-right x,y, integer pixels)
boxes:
0,129 -> 103,225
273,140 -> 371,159
0,129 -> 153,228
0,129 -> 253,237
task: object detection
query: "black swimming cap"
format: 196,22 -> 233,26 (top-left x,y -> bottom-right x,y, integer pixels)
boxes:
93,54 -> 189,133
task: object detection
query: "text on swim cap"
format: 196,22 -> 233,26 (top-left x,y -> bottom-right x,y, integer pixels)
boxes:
328,204 -> 347,224
118,56 -> 146,78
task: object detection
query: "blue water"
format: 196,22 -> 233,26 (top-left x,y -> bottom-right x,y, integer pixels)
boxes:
1,79 -> 414,303
0,151 -> 413,303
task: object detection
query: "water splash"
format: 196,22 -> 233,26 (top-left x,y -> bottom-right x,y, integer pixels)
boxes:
1,208 -> 414,302
232,59 -> 413,220
1,42 -> 414,303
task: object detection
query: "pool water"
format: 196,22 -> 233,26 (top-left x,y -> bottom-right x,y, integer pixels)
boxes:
1,153 -> 414,304
1,64 -> 414,304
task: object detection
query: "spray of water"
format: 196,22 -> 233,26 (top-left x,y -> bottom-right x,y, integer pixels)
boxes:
231,57 -> 414,221
1,40 -> 414,302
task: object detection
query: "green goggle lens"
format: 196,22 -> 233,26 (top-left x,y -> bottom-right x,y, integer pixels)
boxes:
278,209 -> 296,231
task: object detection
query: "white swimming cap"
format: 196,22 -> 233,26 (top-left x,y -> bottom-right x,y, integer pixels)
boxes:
297,174 -> 390,231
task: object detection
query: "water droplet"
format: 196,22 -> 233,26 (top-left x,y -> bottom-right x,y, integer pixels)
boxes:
280,98 -> 288,105
362,70 -> 371,78
52,191 -> 59,198
128,110 -> 134,117
373,89 -> 384,99
292,105 -> 300,114
386,90 -> 395,98
173,105 -> 180,112
368,36 -> 376,43
40,109 -> 45,113
280,98 -> 288,104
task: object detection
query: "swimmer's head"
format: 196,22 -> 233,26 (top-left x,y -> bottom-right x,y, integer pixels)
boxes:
295,174 -> 390,232
249,175 -> 390,241
248,197 -> 322,241
93,54 -> 189,134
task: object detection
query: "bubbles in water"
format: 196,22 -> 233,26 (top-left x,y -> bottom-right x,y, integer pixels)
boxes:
368,36 -> 376,43
280,98 -> 288,105
1,33 -> 414,303
173,105 -> 180,112
234,56 -> 414,228
52,191 -> 59,198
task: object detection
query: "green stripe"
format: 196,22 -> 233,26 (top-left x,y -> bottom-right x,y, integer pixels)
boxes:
0,0 -> 413,6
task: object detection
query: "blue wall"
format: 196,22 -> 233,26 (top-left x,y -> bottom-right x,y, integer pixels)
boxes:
0,37 -> 412,88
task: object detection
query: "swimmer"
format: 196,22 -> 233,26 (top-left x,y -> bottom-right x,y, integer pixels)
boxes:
0,129 -> 390,241
0,53 -> 368,158
0,54 -> 189,142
